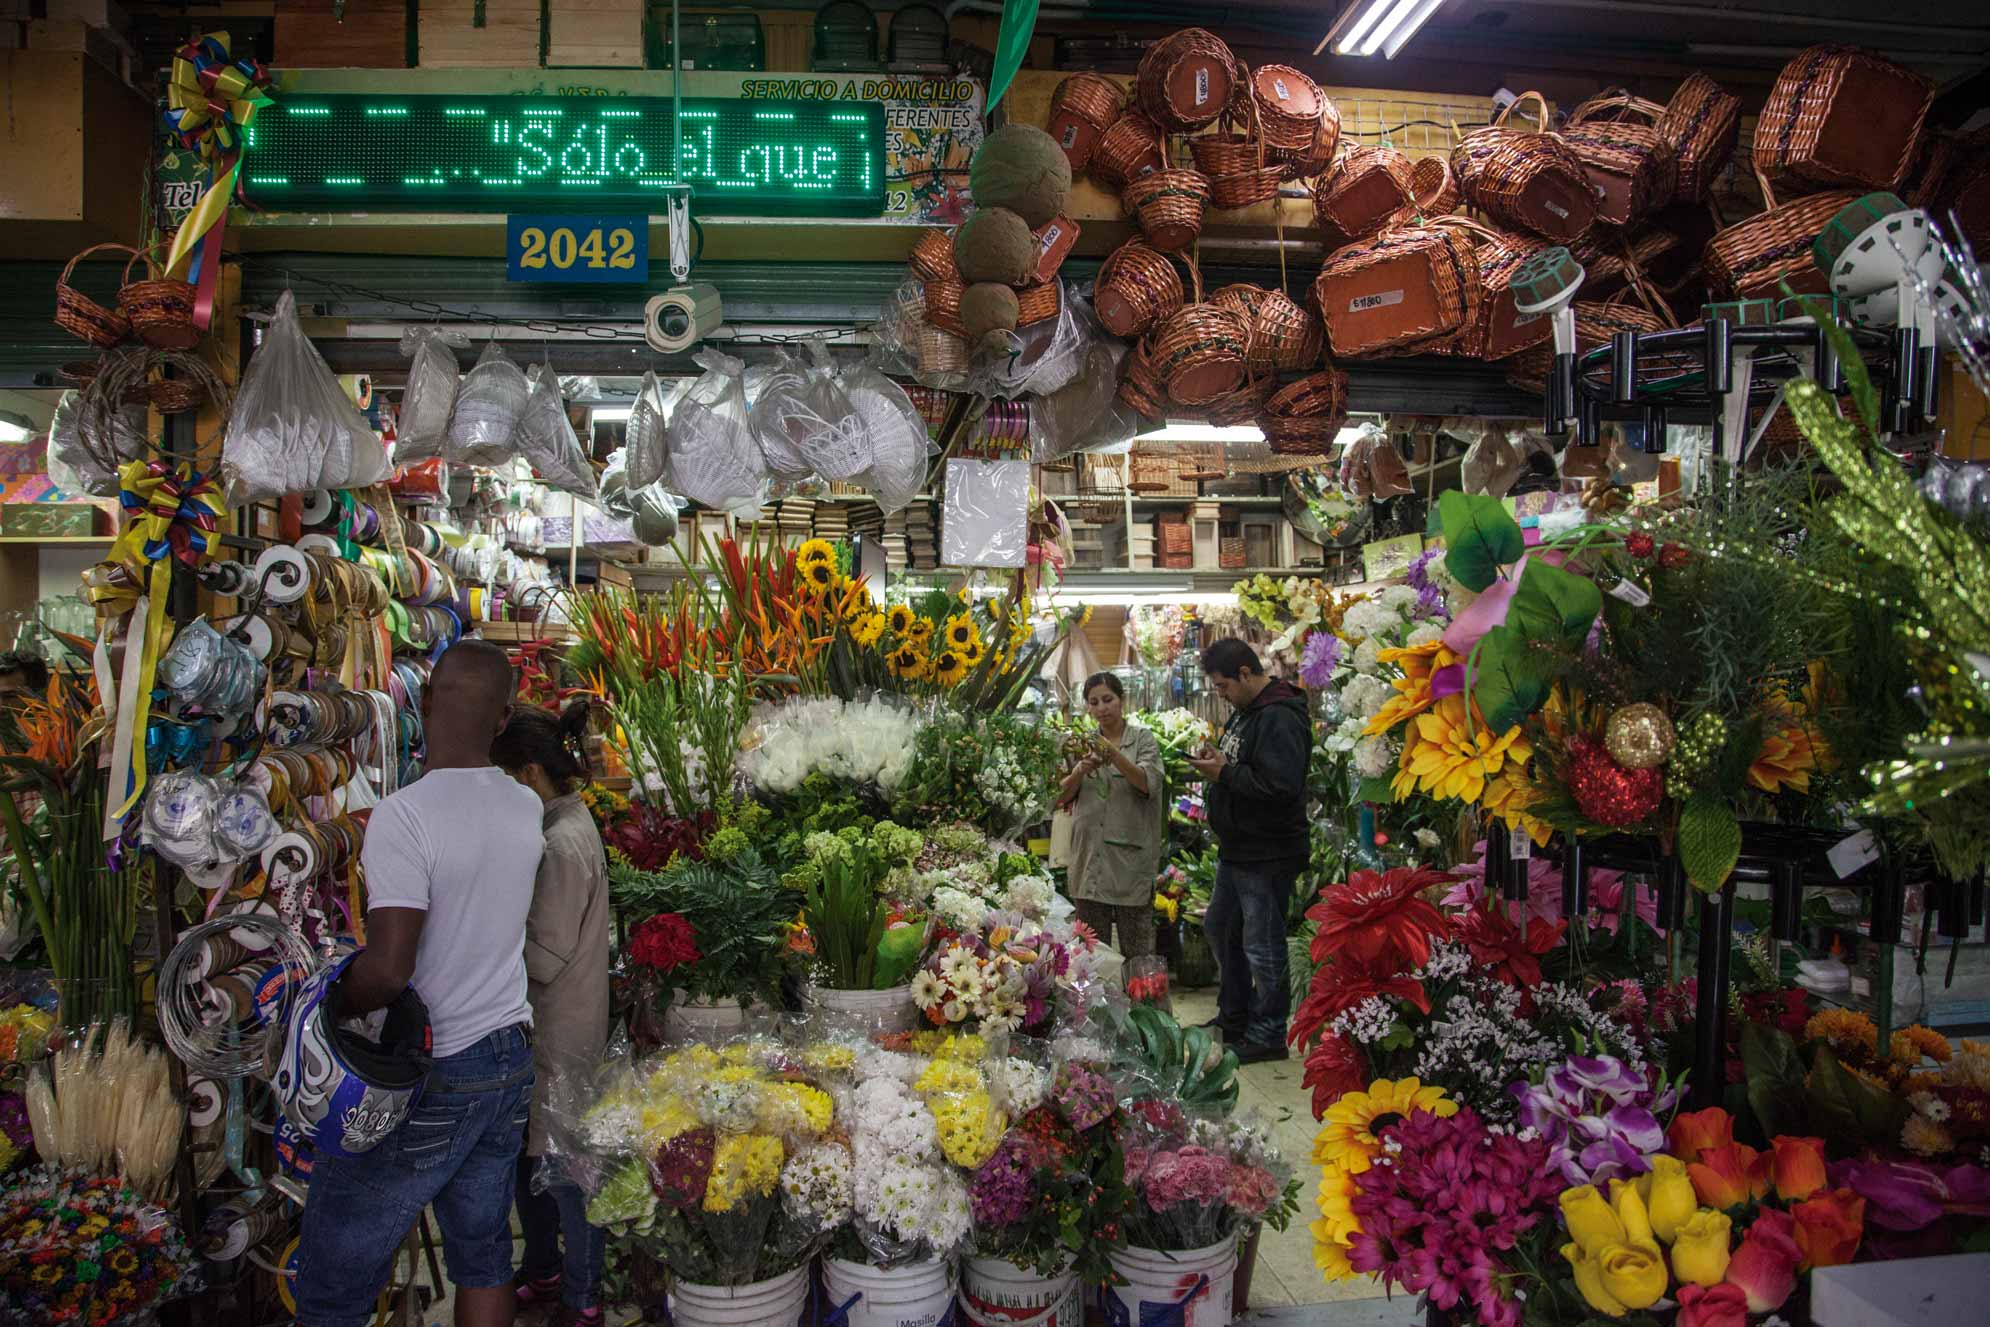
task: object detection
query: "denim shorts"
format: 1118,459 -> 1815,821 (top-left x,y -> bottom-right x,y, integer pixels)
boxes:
296,1024 -> 534,1327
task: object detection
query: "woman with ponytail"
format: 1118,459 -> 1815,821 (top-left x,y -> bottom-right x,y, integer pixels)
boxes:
492,700 -> 609,1327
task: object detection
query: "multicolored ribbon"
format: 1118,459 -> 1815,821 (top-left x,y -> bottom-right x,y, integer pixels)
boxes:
162,32 -> 273,331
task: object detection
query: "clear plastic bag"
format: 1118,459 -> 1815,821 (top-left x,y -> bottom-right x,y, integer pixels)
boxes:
520,364 -> 600,499
666,349 -> 764,514
47,390 -> 143,497
395,325 -> 468,462
1030,339 -> 1129,464
837,364 -> 930,514
223,291 -> 390,503
1460,423 -> 1523,496
941,457 -> 1029,568
974,281 -> 1095,399
749,350 -> 826,482
446,341 -> 530,469
624,371 -> 671,491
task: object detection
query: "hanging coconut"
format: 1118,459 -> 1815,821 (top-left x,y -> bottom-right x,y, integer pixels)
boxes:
969,124 -> 1074,228
961,282 -> 1021,341
954,208 -> 1037,286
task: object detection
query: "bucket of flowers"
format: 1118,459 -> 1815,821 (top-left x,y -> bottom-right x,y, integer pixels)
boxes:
790,822 -> 933,1033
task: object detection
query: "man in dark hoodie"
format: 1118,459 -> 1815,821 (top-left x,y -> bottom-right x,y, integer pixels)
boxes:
1186,638 -> 1312,1063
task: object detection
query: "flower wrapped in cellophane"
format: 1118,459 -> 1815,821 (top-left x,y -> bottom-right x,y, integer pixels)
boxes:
911,911 -> 1100,1036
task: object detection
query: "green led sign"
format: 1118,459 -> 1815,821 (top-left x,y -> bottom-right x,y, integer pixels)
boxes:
238,95 -> 886,214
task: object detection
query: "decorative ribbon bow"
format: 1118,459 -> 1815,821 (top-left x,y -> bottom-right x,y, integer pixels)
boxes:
116,458 -> 226,571
162,32 -> 274,332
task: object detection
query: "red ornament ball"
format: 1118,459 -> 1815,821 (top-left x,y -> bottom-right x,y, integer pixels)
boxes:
1657,541 -> 1689,570
1626,532 -> 1656,559
1567,737 -> 1664,827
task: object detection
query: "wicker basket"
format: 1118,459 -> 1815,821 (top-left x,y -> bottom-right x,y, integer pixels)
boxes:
1249,288 -> 1324,374
1200,378 -> 1273,428
1095,240 -> 1184,337
1134,28 -> 1237,133
1451,91 -> 1598,242
1572,227 -> 1681,296
1190,131 -> 1260,178
1754,45 -> 1932,194
1258,370 -> 1350,455
1210,283 -> 1264,321
1152,303 -> 1251,406
909,228 -> 958,283
117,243 -> 201,351
1655,73 -> 1742,202
1505,299 -> 1668,393
1315,145 -> 1415,242
1274,102 -> 1342,180
1117,335 -> 1169,420
1209,167 -> 1285,210
1916,126 -> 1990,256
1218,536 -> 1247,569
1312,225 -> 1482,360
1702,176 -> 1862,301
1564,93 -> 1678,227
1123,169 -> 1212,252
1016,281 -> 1061,327
1048,72 -> 1126,172
918,326 -> 969,376
1402,155 -> 1461,219
54,243 -> 137,348
1251,65 -> 1326,151
1426,217 -> 1550,361
1092,110 -> 1167,188
923,274 -> 967,335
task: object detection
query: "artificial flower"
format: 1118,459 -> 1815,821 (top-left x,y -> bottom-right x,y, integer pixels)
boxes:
1560,1184 -> 1626,1255
1596,1239 -> 1669,1311
628,912 -> 700,972
942,614 -> 979,650
1689,1142 -> 1771,1210
1299,1033 -> 1370,1121
1317,1078 -> 1457,1174
1306,866 -> 1453,968
1675,1281 -> 1748,1327
1790,1188 -> 1865,1268
1454,900 -> 1564,987
1562,1242 -> 1627,1317
1398,694 -> 1531,804
1770,1135 -> 1829,1202
1725,1207 -> 1802,1312
1805,1008 -> 1878,1056
1667,1107 -> 1736,1163
1670,1208 -> 1733,1286
801,559 -> 836,591
1639,1154 -> 1698,1243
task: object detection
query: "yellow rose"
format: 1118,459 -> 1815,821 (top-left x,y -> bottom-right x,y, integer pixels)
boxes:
1561,1184 -> 1626,1256
1643,1156 -> 1699,1244
1670,1209 -> 1734,1288
1597,1241 -> 1669,1311
1562,1242 -> 1627,1317
1609,1178 -> 1656,1246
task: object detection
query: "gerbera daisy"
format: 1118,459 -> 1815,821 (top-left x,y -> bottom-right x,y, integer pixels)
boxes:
887,645 -> 928,679
910,970 -> 945,1010
1399,694 -> 1531,804
1318,1078 -> 1458,1174
797,538 -> 835,569
1362,641 -> 1456,737
933,650 -> 967,686
943,613 -> 979,650
1306,865 -> 1452,968
887,603 -> 916,636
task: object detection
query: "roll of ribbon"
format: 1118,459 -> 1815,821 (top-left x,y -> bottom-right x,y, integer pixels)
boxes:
299,489 -> 337,527
255,545 -> 310,605
295,532 -> 342,558
186,1076 -> 224,1128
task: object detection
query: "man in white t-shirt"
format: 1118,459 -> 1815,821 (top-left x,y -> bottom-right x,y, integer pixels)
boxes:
297,640 -> 548,1327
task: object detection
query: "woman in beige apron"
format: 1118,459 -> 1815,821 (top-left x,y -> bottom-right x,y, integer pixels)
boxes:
1059,672 -> 1166,958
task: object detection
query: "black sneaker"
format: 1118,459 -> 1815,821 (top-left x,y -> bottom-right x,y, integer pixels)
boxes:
1231,1040 -> 1290,1066
1198,1017 -> 1245,1038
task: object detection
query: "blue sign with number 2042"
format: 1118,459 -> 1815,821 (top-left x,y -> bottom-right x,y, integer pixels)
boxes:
506,215 -> 648,283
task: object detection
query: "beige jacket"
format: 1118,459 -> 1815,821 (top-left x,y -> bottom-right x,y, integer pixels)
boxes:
524,792 -> 611,1156
1065,722 -> 1166,907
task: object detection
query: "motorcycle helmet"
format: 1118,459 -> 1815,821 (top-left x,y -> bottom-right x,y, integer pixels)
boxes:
269,952 -> 433,1160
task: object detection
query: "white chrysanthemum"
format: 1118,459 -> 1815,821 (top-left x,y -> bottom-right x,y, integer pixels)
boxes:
1340,674 -> 1390,720
1000,873 -> 1055,920
1407,622 -> 1445,647
1352,638 -> 1383,675
1353,737 -> 1396,778
780,1142 -> 854,1230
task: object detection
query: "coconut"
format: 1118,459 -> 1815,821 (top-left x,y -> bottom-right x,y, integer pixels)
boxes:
953,208 -> 1037,286
961,283 -> 1021,341
970,124 -> 1074,227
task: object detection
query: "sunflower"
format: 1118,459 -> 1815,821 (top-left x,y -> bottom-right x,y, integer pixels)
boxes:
1398,694 -> 1532,804
801,559 -> 837,592
1311,1160 -> 1364,1282
943,613 -> 980,651
887,645 -> 929,680
797,538 -> 835,569
907,618 -> 935,645
886,603 -> 916,636
933,650 -> 967,687
850,612 -> 887,649
958,638 -> 986,667
1317,1077 -> 1458,1174
107,1248 -> 138,1276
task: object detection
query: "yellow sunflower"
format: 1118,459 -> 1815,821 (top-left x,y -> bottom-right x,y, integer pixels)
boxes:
960,639 -> 986,668
887,645 -> 929,680
850,612 -> 886,649
797,538 -> 835,569
943,613 -> 980,651
1399,694 -> 1532,805
933,650 -> 967,687
1311,1158 -> 1365,1283
801,558 -> 837,592
887,603 -> 916,636
907,618 -> 935,645
1318,1077 -> 1459,1175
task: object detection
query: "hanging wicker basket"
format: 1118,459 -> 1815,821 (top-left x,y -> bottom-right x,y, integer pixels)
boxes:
1655,73 -> 1742,202
1251,65 -> 1326,151
1315,145 -> 1416,242
1402,155 -> 1461,220
1199,377 -> 1274,428
1273,102 -> 1342,180
910,228 -> 959,283
917,326 -> 969,376
1117,335 -> 1169,419
1312,224 -> 1484,360
1250,288 -> 1324,374
1505,298 -> 1669,393
1134,28 -> 1238,133
1123,169 -> 1212,252
1092,110 -> 1168,188
1152,303 -> 1251,406
1564,92 -> 1679,227
1209,167 -> 1285,211
1095,240 -> 1185,337
1450,91 -> 1599,242
1423,217 -> 1549,361
1702,174 -> 1862,300
54,243 -> 136,348
1190,131 -> 1260,179
1753,45 -> 1932,194
923,273 -> 967,335
117,242 -> 201,351
1572,227 -> 1681,297
1048,72 -> 1127,172
1258,370 -> 1350,455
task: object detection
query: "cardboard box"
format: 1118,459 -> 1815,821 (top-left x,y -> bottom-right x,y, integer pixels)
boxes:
275,0 -> 409,69
1,502 -> 104,538
420,0 -> 541,69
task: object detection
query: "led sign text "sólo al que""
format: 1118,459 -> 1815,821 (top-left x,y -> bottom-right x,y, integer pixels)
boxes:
238,95 -> 886,214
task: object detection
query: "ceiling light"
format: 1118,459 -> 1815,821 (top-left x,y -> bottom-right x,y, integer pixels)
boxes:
590,407 -> 633,423
1318,0 -> 1450,58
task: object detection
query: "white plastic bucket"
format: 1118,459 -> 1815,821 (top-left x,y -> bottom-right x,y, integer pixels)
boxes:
961,1256 -> 1082,1327
663,994 -> 753,1042
803,982 -> 921,1034
1104,1236 -> 1238,1327
669,1264 -> 810,1327
822,1255 -> 956,1327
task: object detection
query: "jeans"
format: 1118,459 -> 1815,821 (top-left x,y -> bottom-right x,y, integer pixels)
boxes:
296,1024 -> 534,1327
518,1153 -> 606,1310
1203,857 -> 1302,1046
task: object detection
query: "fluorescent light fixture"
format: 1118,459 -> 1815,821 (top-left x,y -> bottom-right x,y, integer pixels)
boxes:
1318,0 -> 1449,57
590,406 -> 633,423
1132,423 -> 1265,445
0,422 -> 31,444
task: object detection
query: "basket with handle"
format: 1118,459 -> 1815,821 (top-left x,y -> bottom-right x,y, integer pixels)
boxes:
1572,226 -> 1681,297
1134,28 -> 1238,133
923,273 -> 967,335
1753,45 -> 1932,194
1274,102 -> 1342,181
1193,376 -> 1273,428
1563,91 -> 1679,227
1248,288 -> 1323,374
1258,370 -> 1350,456
1450,91 -> 1598,242
1655,73 -> 1742,202
1016,281 -> 1061,327
1209,167 -> 1285,210
1702,172 -> 1862,301
910,229 -> 958,283
1400,155 -> 1461,220
54,243 -> 136,348
1095,240 -> 1184,337
1315,145 -> 1416,242
1048,72 -> 1127,172
117,242 -> 201,351
1250,65 -> 1327,152
1123,169 -> 1212,252
1210,283 -> 1265,323
1424,217 -> 1550,361
1312,223 -> 1483,359
1116,334 -> 1169,420
1152,302 -> 1251,406
1092,110 -> 1167,189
